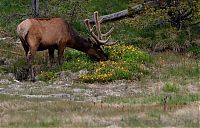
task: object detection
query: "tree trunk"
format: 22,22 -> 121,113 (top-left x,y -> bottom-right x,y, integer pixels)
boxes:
45,0 -> 49,17
32,0 -> 39,17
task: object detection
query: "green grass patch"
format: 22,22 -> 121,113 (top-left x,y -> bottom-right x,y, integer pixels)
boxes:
37,71 -> 57,82
162,82 -> 179,93
188,46 -> 200,58
104,95 -> 163,105
6,118 -> 61,128
169,62 -> 200,78
121,114 -> 162,127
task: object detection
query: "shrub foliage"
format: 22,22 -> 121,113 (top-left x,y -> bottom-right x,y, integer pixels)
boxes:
63,44 -> 151,82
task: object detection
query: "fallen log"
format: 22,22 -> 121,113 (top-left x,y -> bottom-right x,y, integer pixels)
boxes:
88,1 -> 156,24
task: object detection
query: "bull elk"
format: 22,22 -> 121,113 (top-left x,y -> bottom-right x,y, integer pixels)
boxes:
17,11 -> 115,81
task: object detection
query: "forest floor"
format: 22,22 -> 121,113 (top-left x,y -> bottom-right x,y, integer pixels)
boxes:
0,35 -> 199,127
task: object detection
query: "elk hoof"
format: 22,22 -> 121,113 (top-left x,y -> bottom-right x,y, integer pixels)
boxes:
31,77 -> 36,82
29,76 -> 36,82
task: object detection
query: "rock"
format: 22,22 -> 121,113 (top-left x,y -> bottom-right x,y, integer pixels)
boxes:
59,70 -> 89,81
22,94 -> 71,98
73,88 -> 84,93
53,80 -> 64,85
0,79 -> 12,85
0,37 -> 7,40
16,39 -> 21,44
13,79 -> 20,83
0,88 -> 4,91
187,84 -> 199,94
59,71 -> 70,80
78,69 -> 89,76
59,71 -> 77,81
7,73 -> 15,79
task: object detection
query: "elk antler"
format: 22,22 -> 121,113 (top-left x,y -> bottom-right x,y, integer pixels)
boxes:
84,11 -> 115,46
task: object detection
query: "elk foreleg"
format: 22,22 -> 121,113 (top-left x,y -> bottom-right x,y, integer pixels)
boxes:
48,48 -> 55,67
58,45 -> 65,65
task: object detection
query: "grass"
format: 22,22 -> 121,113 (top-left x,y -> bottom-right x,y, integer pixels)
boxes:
104,94 -> 200,105
7,119 -> 60,128
0,94 -> 199,127
37,71 -> 57,82
188,45 -> 200,58
162,82 -> 179,93
149,51 -> 200,81
0,94 -> 23,101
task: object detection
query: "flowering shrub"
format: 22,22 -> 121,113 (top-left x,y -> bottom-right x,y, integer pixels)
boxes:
76,44 -> 151,82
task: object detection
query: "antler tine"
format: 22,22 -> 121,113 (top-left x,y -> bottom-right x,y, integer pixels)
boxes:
102,27 -> 114,37
84,19 -> 91,31
98,35 -> 111,44
94,11 -> 115,45
98,35 -> 116,46
84,11 -> 115,46
84,19 -> 98,41
103,41 -> 116,46
94,11 -> 102,39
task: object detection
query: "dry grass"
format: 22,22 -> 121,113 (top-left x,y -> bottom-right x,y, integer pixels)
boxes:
0,97 -> 199,127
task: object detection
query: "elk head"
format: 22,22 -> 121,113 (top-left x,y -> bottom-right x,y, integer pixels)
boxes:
83,11 -> 115,61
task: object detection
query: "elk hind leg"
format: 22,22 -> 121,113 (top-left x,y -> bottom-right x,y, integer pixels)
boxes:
27,48 -> 37,82
58,46 -> 65,65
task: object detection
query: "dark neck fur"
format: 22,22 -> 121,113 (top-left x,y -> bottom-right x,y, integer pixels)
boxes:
69,27 -> 91,53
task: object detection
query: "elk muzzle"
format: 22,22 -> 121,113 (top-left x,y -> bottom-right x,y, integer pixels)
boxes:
87,48 -> 108,61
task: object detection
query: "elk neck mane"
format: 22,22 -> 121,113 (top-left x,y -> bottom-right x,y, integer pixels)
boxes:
66,21 -> 91,53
